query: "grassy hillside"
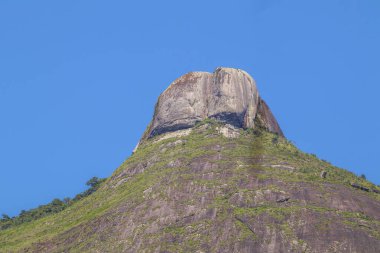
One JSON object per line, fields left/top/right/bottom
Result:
{"left": 0, "top": 177, "right": 105, "bottom": 231}
{"left": 1, "top": 120, "right": 379, "bottom": 252}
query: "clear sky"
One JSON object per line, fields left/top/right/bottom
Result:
{"left": 1, "top": 0, "right": 379, "bottom": 216}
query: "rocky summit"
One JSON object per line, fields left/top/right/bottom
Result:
{"left": 146, "top": 67, "right": 283, "bottom": 138}
{"left": 1, "top": 68, "right": 380, "bottom": 253}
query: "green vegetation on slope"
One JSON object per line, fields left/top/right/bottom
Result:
{"left": 0, "top": 119, "right": 379, "bottom": 252}
{"left": 0, "top": 177, "right": 106, "bottom": 231}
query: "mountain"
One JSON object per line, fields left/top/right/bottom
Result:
{"left": 1, "top": 67, "right": 380, "bottom": 253}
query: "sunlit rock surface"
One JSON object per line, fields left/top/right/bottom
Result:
{"left": 147, "top": 67, "right": 283, "bottom": 138}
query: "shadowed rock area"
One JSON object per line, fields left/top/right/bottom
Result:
{"left": 146, "top": 67, "right": 283, "bottom": 138}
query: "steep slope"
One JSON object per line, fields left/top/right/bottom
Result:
{"left": 1, "top": 68, "right": 380, "bottom": 253}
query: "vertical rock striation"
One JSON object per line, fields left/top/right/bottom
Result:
{"left": 147, "top": 67, "right": 283, "bottom": 138}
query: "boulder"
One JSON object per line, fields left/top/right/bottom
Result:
{"left": 320, "top": 171, "right": 327, "bottom": 179}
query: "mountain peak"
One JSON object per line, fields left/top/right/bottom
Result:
{"left": 146, "top": 67, "right": 283, "bottom": 139}
{"left": 2, "top": 67, "right": 380, "bottom": 253}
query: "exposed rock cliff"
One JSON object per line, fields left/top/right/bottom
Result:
{"left": 147, "top": 67, "right": 283, "bottom": 138}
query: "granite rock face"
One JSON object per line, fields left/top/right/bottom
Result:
{"left": 147, "top": 67, "right": 283, "bottom": 138}
{"left": 257, "top": 98, "right": 284, "bottom": 136}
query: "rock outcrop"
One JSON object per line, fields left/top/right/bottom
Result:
{"left": 146, "top": 67, "right": 283, "bottom": 138}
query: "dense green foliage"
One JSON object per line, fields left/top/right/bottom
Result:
{"left": 0, "top": 177, "right": 105, "bottom": 231}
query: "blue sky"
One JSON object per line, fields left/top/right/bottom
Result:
{"left": 1, "top": 0, "right": 379, "bottom": 216}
